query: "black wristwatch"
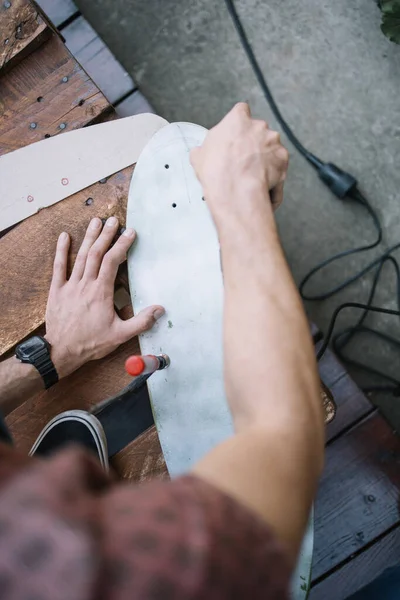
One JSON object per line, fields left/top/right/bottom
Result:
{"left": 15, "top": 336, "right": 59, "bottom": 389}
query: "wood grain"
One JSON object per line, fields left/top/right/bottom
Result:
{"left": 35, "top": 0, "right": 79, "bottom": 29}
{"left": 63, "top": 16, "right": 135, "bottom": 104}
{"left": 0, "top": 33, "right": 110, "bottom": 155}
{"left": 0, "top": 0, "right": 50, "bottom": 72}
{"left": 111, "top": 425, "right": 169, "bottom": 482}
{"left": 310, "top": 525, "right": 400, "bottom": 600}
{"left": 0, "top": 166, "right": 133, "bottom": 356}
{"left": 312, "top": 412, "right": 400, "bottom": 580}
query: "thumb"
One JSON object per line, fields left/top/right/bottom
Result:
{"left": 270, "top": 181, "right": 284, "bottom": 211}
{"left": 120, "top": 305, "right": 165, "bottom": 342}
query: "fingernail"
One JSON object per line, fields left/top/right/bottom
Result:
{"left": 153, "top": 307, "right": 165, "bottom": 320}
{"left": 59, "top": 231, "right": 68, "bottom": 241}
{"left": 106, "top": 216, "right": 118, "bottom": 227}
{"left": 123, "top": 227, "right": 135, "bottom": 238}
{"left": 90, "top": 217, "right": 101, "bottom": 229}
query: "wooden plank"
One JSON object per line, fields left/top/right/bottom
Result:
{"left": 63, "top": 16, "right": 135, "bottom": 104}
{"left": 111, "top": 425, "right": 169, "bottom": 482}
{"left": 310, "top": 525, "right": 400, "bottom": 600}
{"left": 312, "top": 413, "right": 400, "bottom": 580}
{"left": 0, "top": 166, "right": 133, "bottom": 356}
{"left": 0, "top": 0, "right": 51, "bottom": 72}
{"left": 35, "top": 0, "right": 79, "bottom": 29}
{"left": 116, "top": 91, "right": 156, "bottom": 117}
{"left": 0, "top": 33, "right": 110, "bottom": 155}
{"left": 326, "top": 373, "right": 373, "bottom": 442}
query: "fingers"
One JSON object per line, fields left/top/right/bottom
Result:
{"left": 119, "top": 305, "right": 165, "bottom": 343}
{"left": 233, "top": 102, "right": 251, "bottom": 118}
{"left": 83, "top": 216, "right": 120, "bottom": 280}
{"left": 51, "top": 232, "right": 70, "bottom": 289}
{"left": 70, "top": 217, "right": 102, "bottom": 281}
{"left": 270, "top": 181, "right": 284, "bottom": 211}
{"left": 98, "top": 227, "right": 136, "bottom": 284}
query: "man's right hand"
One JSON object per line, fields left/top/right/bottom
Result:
{"left": 190, "top": 103, "right": 289, "bottom": 223}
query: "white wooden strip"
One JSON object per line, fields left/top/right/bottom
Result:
{"left": 0, "top": 114, "right": 168, "bottom": 231}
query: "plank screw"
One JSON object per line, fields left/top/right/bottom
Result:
{"left": 62, "top": 76, "right": 68, "bottom": 83}
{"left": 99, "top": 178, "right": 107, "bottom": 184}
{"left": 30, "top": 122, "right": 37, "bottom": 129}
{"left": 4, "top": 1, "right": 11, "bottom": 8}
{"left": 85, "top": 197, "right": 93, "bottom": 206}
{"left": 367, "top": 495, "right": 376, "bottom": 503}
{"left": 59, "top": 123, "right": 67, "bottom": 130}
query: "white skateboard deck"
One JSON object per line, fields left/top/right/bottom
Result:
{"left": 127, "top": 121, "right": 313, "bottom": 600}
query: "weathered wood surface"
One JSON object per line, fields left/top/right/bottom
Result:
{"left": 0, "top": 0, "right": 50, "bottom": 72}
{"left": 0, "top": 33, "right": 110, "bottom": 155}
{"left": 35, "top": 0, "right": 78, "bottom": 29}
{"left": 310, "top": 524, "right": 400, "bottom": 599}
{"left": 63, "top": 16, "right": 135, "bottom": 104}
{"left": 112, "top": 425, "right": 169, "bottom": 483}
{"left": 312, "top": 412, "right": 400, "bottom": 580}
{"left": 0, "top": 166, "right": 133, "bottom": 356}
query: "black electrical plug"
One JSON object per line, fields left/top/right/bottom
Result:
{"left": 317, "top": 162, "right": 357, "bottom": 199}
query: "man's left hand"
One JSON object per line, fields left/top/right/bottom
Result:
{"left": 45, "top": 217, "right": 164, "bottom": 378}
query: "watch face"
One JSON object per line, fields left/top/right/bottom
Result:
{"left": 16, "top": 336, "right": 48, "bottom": 361}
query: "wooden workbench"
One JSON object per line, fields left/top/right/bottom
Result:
{"left": 1, "top": 2, "right": 400, "bottom": 598}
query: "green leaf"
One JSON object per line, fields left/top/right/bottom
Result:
{"left": 380, "top": 0, "right": 400, "bottom": 43}
{"left": 381, "top": 12, "right": 400, "bottom": 43}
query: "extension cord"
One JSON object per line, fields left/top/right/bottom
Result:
{"left": 225, "top": 0, "right": 400, "bottom": 396}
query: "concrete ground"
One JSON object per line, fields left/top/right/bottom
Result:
{"left": 75, "top": 0, "right": 400, "bottom": 427}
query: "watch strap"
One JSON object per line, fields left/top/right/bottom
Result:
{"left": 33, "top": 345, "right": 59, "bottom": 389}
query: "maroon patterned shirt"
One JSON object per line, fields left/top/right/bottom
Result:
{"left": 0, "top": 443, "right": 290, "bottom": 599}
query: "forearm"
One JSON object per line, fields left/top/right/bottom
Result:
{"left": 194, "top": 184, "right": 324, "bottom": 558}
{"left": 0, "top": 356, "right": 43, "bottom": 417}
{"left": 218, "top": 184, "right": 323, "bottom": 440}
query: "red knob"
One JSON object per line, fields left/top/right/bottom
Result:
{"left": 125, "top": 355, "right": 145, "bottom": 376}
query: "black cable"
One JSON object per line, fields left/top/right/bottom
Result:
{"left": 225, "top": 0, "right": 400, "bottom": 396}
{"left": 224, "top": 0, "right": 322, "bottom": 169}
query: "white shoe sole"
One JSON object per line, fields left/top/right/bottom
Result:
{"left": 29, "top": 410, "right": 109, "bottom": 471}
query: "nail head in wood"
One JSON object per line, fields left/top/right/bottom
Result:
{"left": 30, "top": 123, "right": 37, "bottom": 129}
{"left": 62, "top": 76, "right": 68, "bottom": 83}
{"left": 4, "top": 1, "right": 11, "bottom": 8}
{"left": 59, "top": 123, "right": 67, "bottom": 130}
{"left": 85, "top": 197, "right": 93, "bottom": 206}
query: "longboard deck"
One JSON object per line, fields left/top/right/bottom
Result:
{"left": 127, "top": 121, "right": 312, "bottom": 600}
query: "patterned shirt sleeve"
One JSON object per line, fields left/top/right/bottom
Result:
{"left": 0, "top": 446, "right": 291, "bottom": 600}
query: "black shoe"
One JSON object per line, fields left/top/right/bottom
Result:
{"left": 29, "top": 410, "right": 109, "bottom": 470}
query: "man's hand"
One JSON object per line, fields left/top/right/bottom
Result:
{"left": 190, "top": 102, "right": 289, "bottom": 223}
{"left": 45, "top": 217, "right": 165, "bottom": 378}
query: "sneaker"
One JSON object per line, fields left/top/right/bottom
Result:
{"left": 29, "top": 410, "right": 109, "bottom": 471}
